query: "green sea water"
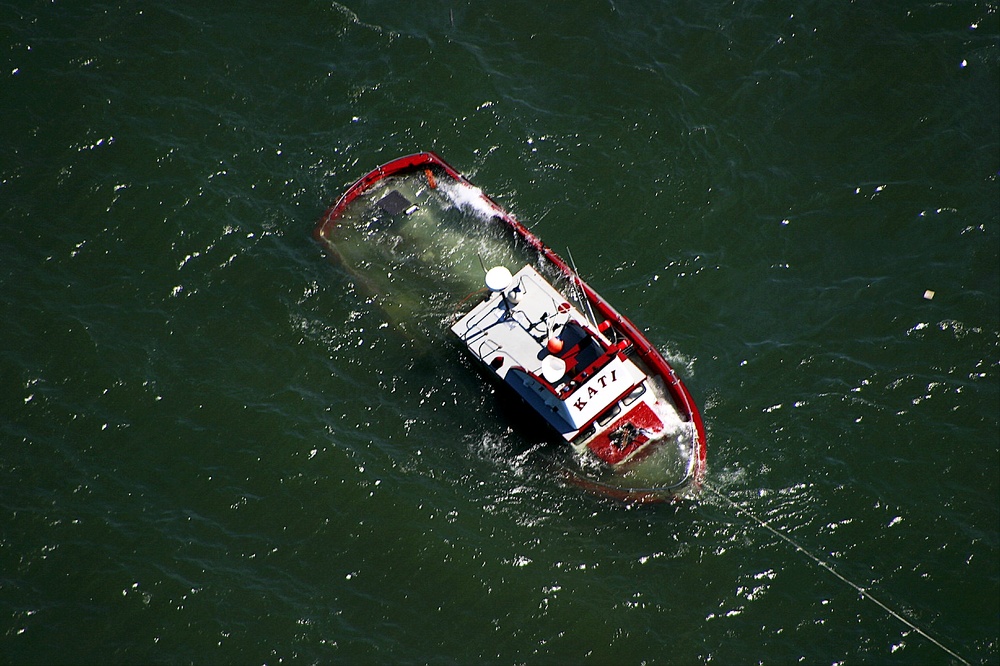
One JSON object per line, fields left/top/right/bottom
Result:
{"left": 2, "top": 1, "right": 997, "bottom": 663}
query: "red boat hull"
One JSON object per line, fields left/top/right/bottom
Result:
{"left": 316, "top": 151, "right": 707, "bottom": 496}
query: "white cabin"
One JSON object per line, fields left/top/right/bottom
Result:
{"left": 451, "top": 265, "right": 646, "bottom": 440}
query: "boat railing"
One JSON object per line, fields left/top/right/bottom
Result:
{"left": 475, "top": 338, "right": 503, "bottom": 361}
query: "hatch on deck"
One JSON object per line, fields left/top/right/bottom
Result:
{"left": 376, "top": 190, "right": 417, "bottom": 216}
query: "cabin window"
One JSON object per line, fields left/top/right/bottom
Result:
{"left": 622, "top": 383, "right": 647, "bottom": 406}
{"left": 597, "top": 403, "right": 622, "bottom": 427}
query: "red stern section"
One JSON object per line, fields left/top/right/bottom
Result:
{"left": 587, "top": 401, "right": 664, "bottom": 465}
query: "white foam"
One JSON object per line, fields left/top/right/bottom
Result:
{"left": 440, "top": 180, "right": 501, "bottom": 221}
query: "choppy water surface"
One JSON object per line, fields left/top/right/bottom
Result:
{"left": 2, "top": 1, "right": 997, "bottom": 663}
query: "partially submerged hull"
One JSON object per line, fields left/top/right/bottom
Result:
{"left": 316, "top": 152, "right": 707, "bottom": 501}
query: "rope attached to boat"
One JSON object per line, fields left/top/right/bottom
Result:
{"left": 704, "top": 483, "right": 971, "bottom": 666}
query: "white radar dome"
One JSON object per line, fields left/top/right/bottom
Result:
{"left": 485, "top": 266, "right": 513, "bottom": 292}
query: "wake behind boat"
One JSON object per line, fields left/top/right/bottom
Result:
{"left": 315, "top": 152, "right": 706, "bottom": 501}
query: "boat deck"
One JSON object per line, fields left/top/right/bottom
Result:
{"left": 451, "top": 265, "right": 644, "bottom": 438}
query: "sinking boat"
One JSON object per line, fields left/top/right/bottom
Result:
{"left": 315, "top": 152, "right": 707, "bottom": 501}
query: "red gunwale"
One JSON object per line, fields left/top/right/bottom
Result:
{"left": 315, "top": 151, "right": 707, "bottom": 487}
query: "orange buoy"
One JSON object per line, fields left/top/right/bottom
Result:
{"left": 546, "top": 336, "right": 564, "bottom": 354}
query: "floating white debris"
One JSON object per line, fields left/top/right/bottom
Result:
{"left": 923, "top": 290, "right": 935, "bottom": 300}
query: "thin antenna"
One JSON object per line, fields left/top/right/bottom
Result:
{"left": 566, "top": 247, "right": 599, "bottom": 329}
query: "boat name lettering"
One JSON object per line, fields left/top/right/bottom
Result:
{"left": 572, "top": 369, "right": 618, "bottom": 411}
